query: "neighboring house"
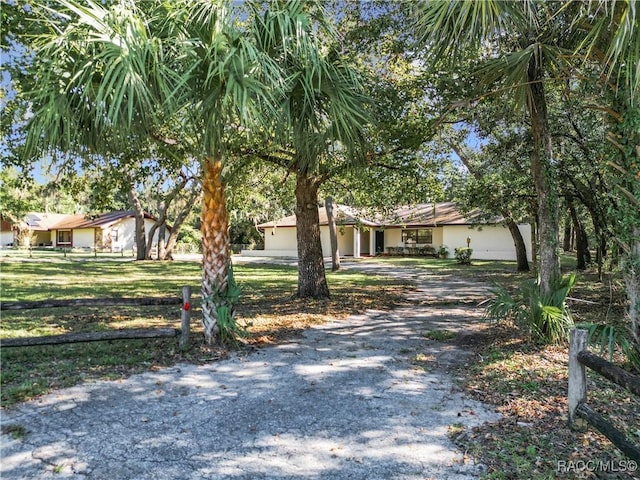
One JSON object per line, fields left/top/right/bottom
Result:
{"left": 246, "top": 201, "right": 532, "bottom": 262}
{"left": 0, "top": 215, "right": 15, "bottom": 246}
{"left": 2, "top": 211, "right": 168, "bottom": 252}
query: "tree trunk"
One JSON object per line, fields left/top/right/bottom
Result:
{"left": 624, "top": 229, "right": 640, "bottom": 354}
{"left": 530, "top": 200, "right": 538, "bottom": 277}
{"left": 146, "top": 203, "right": 166, "bottom": 260}
{"left": 325, "top": 196, "right": 340, "bottom": 271}
{"left": 569, "top": 200, "right": 590, "bottom": 271}
{"left": 158, "top": 223, "right": 167, "bottom": 260}
{"left": 163, "top": 182, "right": 201, "bottom": 260}
{"left": 563, "top": 214, "right": 572, "bottom": 252}
{"left": 127, "top": 185, "right": 147, "bottom": 261}
{"left": 528, "top": 53, "right": 560, "bottom": 295}
{"left": 505, "top": 217, "right": 530, "bottom": 272}
{"left": 610, "top": 100, "right": 640, "bottom": 357}
{"left": 295, "top": 173, "right": 330, "bottom": 299}
{"left": 146, "top": 197, "right": 166, "bottom": 259}
{"left": 201, "top": 156, "right": 232, "bottom": 345}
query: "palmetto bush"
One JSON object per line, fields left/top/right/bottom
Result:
{"left": 576, "top": 323, "right": 640, "bottom": 373}
{"left": 485, "top": 274, "right": 576, "bottom": 344}
{"left": 206, "top": 266, "right": 248, "bottom": 348}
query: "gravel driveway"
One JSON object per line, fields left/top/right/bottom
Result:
{"left": 1, "top": 259, "right": 501, "bottom": 479}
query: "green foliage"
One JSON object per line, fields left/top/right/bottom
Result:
{"left": 437, "top": 245, "right": 449, "bottom": 258}
{"left": 0, "top": 168, "right": 42, "bottom": 222}
{"left": 576, "top": 323, "right": 640, "bottom": 373}
{"left": 210, "top": 266, "right": 246, "bottom": 348}
{"left": 485, "top": 274, "right": 576, "bottom": 344}
{"left": 423, "top": 329, "right": 456, "bottom": 341}
{"left": 176, "top": 225, "right": 201, "bottom": 253}
{"left": 454, "top": 247, "right": 473, "bottom": 265}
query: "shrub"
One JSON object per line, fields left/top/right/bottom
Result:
{"left": 438, "top": 245, "right": 449, "bottom": 258}
{"left": 422, "top": 246, "right": 437, "bottom": 256}
{"left": 454, "top": 247, "right": 473, "bottom": 264}
{"left": 485, "top": 274, "right": 576, "bottom": 344}
{"left": 207, "top": 266, "right": 248, "bottom": 347}
{"left": 576, "top": 323, "right": 640, "bottom": 373}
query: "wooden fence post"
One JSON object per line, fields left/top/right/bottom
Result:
{"left": 568, "top": 328, "right": 588, "bottom": 430}
{"left": 179, "top": 286, "right": 191, "bottom": 350}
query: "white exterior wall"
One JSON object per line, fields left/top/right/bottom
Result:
{"left": 72, "top": 229, "right": 95, "bottom": 248}
{"left": 442, "top": 224, "right": 532, "bottom": 261}
{"left": 432, "top": 228, "right": 444, "bottom": 248}
{"left": 262, "top": 226, "right": 298, "bottom": 256}
{"left": 1, "top": 231, "right": 14, "bottom": 246}
{"left": 336, "top": 226, "right": 354, "bottom": 256}
{"left": 384, "top": 229, "right": 403, "bottom": 249}
{"left": 251, "top": 224, "right": 360, "bottom": 257}
{"left": 110, "top": 218, "right": 167, "bottom": 251}
{"left": 319, "top": 226, "right": 331, "bottom": 256}
{"left": 251, "top": 222, "right": 531, "bottom": 261}
{"left": 110, "top": 219, "right": 136, "bottom": 251}
{"left": 360, "top": 229, "right": 370, "bottom": 255}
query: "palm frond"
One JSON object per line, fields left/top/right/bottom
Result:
{"left": 573, "top": 0, "right": 640, "bottom": 103}
{"left": 414, "top": 0, "right": 525, "bottom": 62}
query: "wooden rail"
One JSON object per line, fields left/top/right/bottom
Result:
{"left": 0, "top": 328, "right": 179, "bottom": 347}
{"left": 1, "top": 297, "right": 181, "bottom": 311}
{"left": 568, "top": 328, "right": 640, "bottom": 461}
{"left": 1, "top": 286, "right": 193, "bottom": 350}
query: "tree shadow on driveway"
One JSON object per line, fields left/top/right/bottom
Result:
{"left": 1, "top": 303, "right": 500, "bottom": 479}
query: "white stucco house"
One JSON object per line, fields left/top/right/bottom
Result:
{"left": 1, "top": 211, "right": 168, "bottom": 252}
{"left": 245, "top": 201, "right": 532, "bottom": 262}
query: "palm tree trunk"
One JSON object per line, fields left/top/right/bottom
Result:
{"left": 295, "top": 172, "right": 330, "bottom": 299}
{"left": 528, "top": 52, "right": 560, "bottom": 295}
{"left": 201, "top": 156, "right": 231, "bottom": 345}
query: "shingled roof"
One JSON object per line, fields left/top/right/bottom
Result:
{"left": 258, "top": 202, "right": 503, "bottom": 229}
{"left": 383, "top": 202, "right": 502, "bottom": 226}
{"left": 258, "top": 204, "right": 379, "bottom": 229}
{"left": 24, "top": 211, "right": 159, "bottom": 231}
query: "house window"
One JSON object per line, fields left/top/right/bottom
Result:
{"left": 402, "top": 228, "right": 433, "bottom": 245}
{"left": 111, "top": 229, "right": 119, "bottom": 242}
{"left": 57, "top": 230, "right": 71, "bottom": 245}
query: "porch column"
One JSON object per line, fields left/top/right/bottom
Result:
{"left": 370, "top": 230, "right": 376, "bottom": 256}
{"left": 353, "top": 227, "right": 361, "bottom": 258}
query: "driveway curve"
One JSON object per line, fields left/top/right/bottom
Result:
{"left": 1, "top": 259, "right": 501, "bottom": 479}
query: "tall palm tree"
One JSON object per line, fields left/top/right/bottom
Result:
{"left": 416, "top": 0, "right": 639, "bottom": 347}
{"left": 575, "top": 0, "right": 640, "bottom": 351}
{"left": 253, "top": 0, "right": 370, "bottom": 298}
{"left": 415, "top": 1, "right": 566, "bottom": 296}
{"left": 23, "top": 0, "right": 280, "bottom": 345}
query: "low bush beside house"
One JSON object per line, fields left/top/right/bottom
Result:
{"left": 454, "top": 247, "right": 472, "bottom": 264}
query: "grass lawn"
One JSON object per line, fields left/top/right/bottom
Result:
{"left": 2, "top": 253, "right": 638, "bottom": 479}
{"left": 0, "top": 256, "right": 410, "bottom": 407}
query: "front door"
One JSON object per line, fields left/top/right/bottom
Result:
{"left": 375, "top": 230, "right": 385, "bottom": 254}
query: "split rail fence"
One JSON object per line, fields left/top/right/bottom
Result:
{"left": 0, "top": 286, "right": 193, "bottom": 350}
{"left": 568, "top": 328, "right": 640, "bottom": 461}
